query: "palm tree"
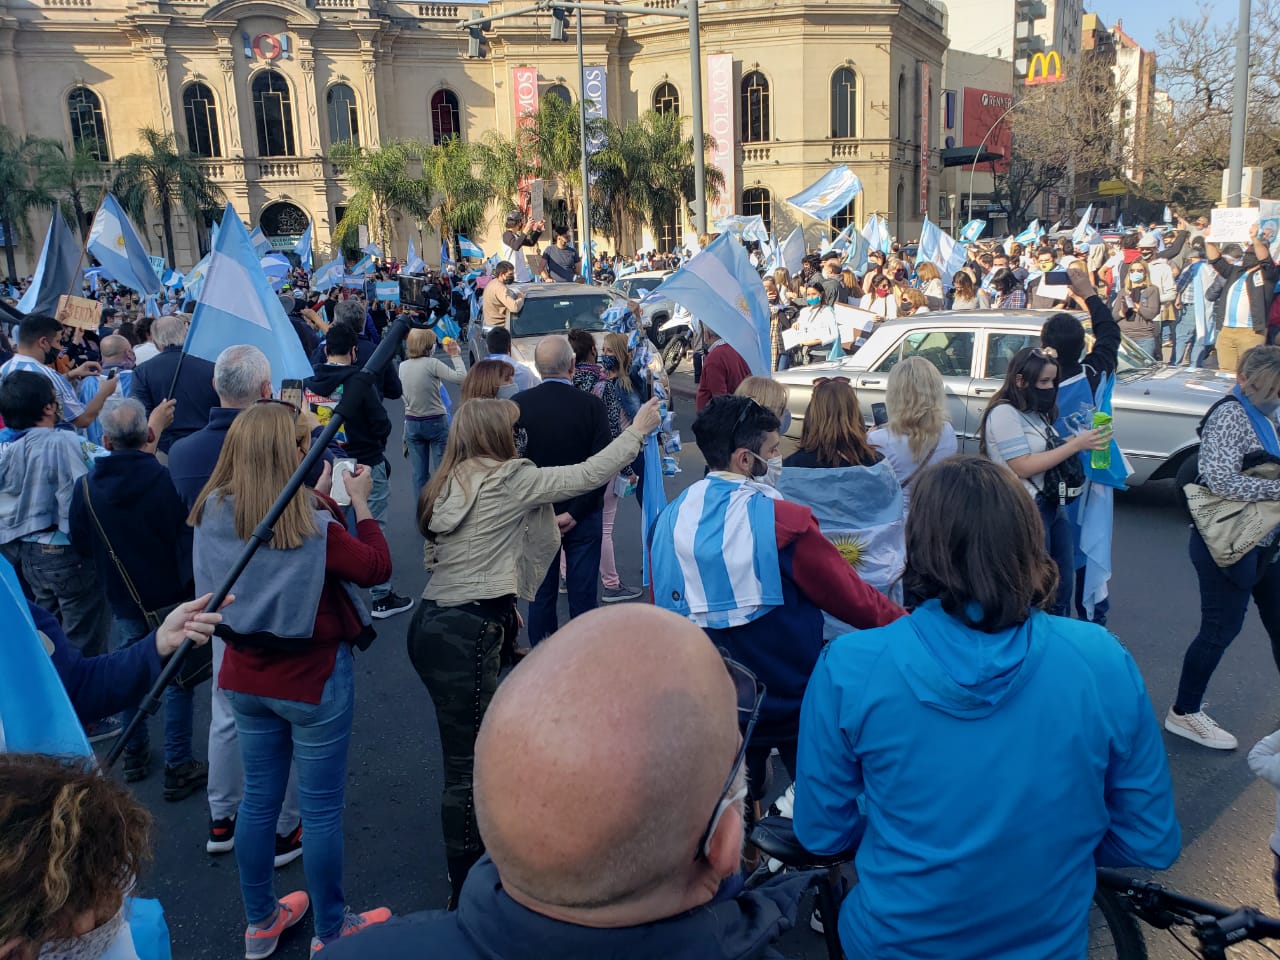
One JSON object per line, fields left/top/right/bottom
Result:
{"left": 0, "top": 127, "right": 54, "bottom": 282}
{"left": 475, "top": 130, "right": 533, "bottom": 224}
{"left": 36, "top": 140, "right": 107, "bottom": 242}
{"left": 591, "top": 118, "right": 655, "bottom": 248}
{"left": 112, "top": 127, "right": 225, "bottom": 267}
{"left": 420, "top": 136, "right": 492, "bottom": 260}
{"left": 328, "top": 140, "right": 434, "bottom": 258}
{"left": 519, "top": 95, "right": 606, "bottom": 242}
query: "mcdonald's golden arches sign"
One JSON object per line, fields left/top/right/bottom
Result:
{"left": 1025, "top": 51, "right": 1064, "bottom": 86}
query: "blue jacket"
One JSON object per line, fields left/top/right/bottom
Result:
{"left": 167, "top": 407, "right": 239, "bottom": 510}
{"left": 793, "top": 601, "right": 1180, "bottom": 960}
{"left": 320, "top": 856, "right": 808, "bottom": 960}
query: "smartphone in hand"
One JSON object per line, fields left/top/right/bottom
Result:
{"left": 280, "top": 378, "right": 304, "bottom": 411}
{"left": 871, "top": 402, "right": 889, "bottom": 426}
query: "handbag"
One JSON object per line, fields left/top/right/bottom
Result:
{"left": 1183, "top": 462, "right": 1280, "bottom": 568}
{"left": 1033, "top": 420, "right": 1085, "bottom": 508}
{"left": 79, "top": 478, "right": 212, "bottom": 690}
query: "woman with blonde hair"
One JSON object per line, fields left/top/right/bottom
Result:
{"left": 898, "top": 287, "right": 929, "bottom": 316}
{"left": 399, "top": 327, "right": 466, "bottom": 494}
{"left": 772, "top": 267, "right": 794, "bottom": 305}
{"left": 189, "top": 402, "right": 392, "bottom": 956}
{"left": 736, "top": 375, "right": 792, "bottom": 436}
{"left": 868, "top": 356, "right": 959, "bottom": 511}
{"left": 407, "top": 394, "right": 660, "bottom": 905}
{"left": 914, "top": 261, "right": 945, "bottom": 304}
{"left": 459, "top": 358, "right": 517, "bottom": 403}
{"left": 784, "top": 378, "right": 882, "bottom": 469}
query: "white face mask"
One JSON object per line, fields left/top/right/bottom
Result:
{"left": 750, "top": 451, "right": 784, "bottom": 487}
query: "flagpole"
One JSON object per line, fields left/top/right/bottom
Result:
{"left": 104, "top": 310, "right": 418, "bottom": 770}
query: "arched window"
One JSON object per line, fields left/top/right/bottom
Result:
{"left": 252, "top": 71, "right": 296, "bottom": 157}
{"left": 830, "top": 199, "right": 857, "bottom": 237}
{"left": 327, "top": 83, "right": 359, "bottom": 147}
{"left": 741, "top": 72, "right": 769, "bottom": 144}
{"left": 831, "top": 67, "right": 856, "bottom": 139}
{"left": 546, "top": 84, "right": 572, "bottom": 105}
{"left": 182, "top": 83, "right": 222, "bottom": 158}
{"left": 431, "top": 88, "right": 461, "bottom": 144}
{"left": 67, "top": 87, "right": 108, "bottom": 161}
{"left": 653, "top": 82, "right": 680, "bottom": 115}
{"left": 742, "top": 187, "right": 772, "bottom": 232}
{"left": 897, "top": 73, "right": 908, "bottom": 141}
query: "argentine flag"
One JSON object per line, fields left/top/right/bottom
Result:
{"left": 649, "top": 233, "right": 772, "bottom": 376}
{"left": 405, "top": 235, "right": 426, "bottom": 274}
{"left": 785, "top": 165, "right": 863, "bottom": 220}
{"left": 1072, "top": 204, "right": 1095, "bottom": 246}
{"left": 310, "top": 256, "right": 344, "bottom": 293}
{"left": 863, "top": 214, "right": 891, "bottom": 255}
{"left": 1013, "top": 220, "right": 1041, "bottom": 245}
{"left": 294, "top": 222, "right": 313, "bottom": 272}
{"left": 183, "top": 203, "right": 312, "bottom": 387}
{"left": 88, "top": 195, "right": 163, "bottom": 296}
{"left": 248, "top": 225, "right": 274, "bottom": 256}
{"left": 458, "top": 235, "right": 485, "bottom": 260}
{"left": 440, "top": 239, "right": 454, "bottom": 267}
{"left": 917, "top": 217, "right": 967, "bottom": 277}
{"left": 349, "top": 254, "right": 376, "bottom": 276}
{"left": 959, "top": 219, "right": 987, "bottom": 243}
{"left": 17, "top": 212, "right": 80, "bottom": 316}
{"left": 779, "top": 227, "right": 806, "bottom": 275}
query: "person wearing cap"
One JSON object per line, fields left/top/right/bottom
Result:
{"left": 499, "top": 211, "right": 544, "bottom": 284}
{"left": 818, "top": 250, "right": 849, "bottom": 304}
{"left": 1204, "top": 222, "right": 1279, "bottom": 374}
{"left": 1135, "top": 233, "right": 1178, "bottom": 361}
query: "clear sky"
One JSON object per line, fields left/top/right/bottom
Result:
{"left": 1086, "top": 0, "right": 1208, "bottom": 52}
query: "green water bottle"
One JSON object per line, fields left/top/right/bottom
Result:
{"left": 1091, "top": 412, "right": 1112, "bottom": 470}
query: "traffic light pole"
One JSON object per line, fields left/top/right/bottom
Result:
{"left": 1225, "top": 0, "right": 1251, "bottom": 206}
{"left": 575, "top": 5, "right": 593, "bottom": 277}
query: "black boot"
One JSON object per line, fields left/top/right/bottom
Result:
{"left": 446, "top": 851, "right": 483, "bottom": 910}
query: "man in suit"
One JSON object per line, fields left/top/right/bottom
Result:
{"left": 515, "top": 336, "right": 610, "bottom": 644}
{"left": 129, "top": 313, "right": 220, "bottom": 454}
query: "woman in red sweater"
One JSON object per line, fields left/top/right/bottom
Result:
{"left": 189, "top": 403, "right": 392, "bottom": 959}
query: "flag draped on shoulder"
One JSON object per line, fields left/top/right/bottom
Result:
{"left": 785, "top": 165, "right": 864, "bottom": 220}
{"left": 649, "top": 233, "right": 773, "bottom": 376}
{"left": 16, "top": 212, "right": 80, "bottom": 316}
{"left": 87, "top": 195, "right": 163, "bottom": 296}
{"left": 183, "top": 203, "right": 312, "bottom": 386}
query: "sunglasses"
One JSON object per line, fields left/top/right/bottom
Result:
{"left": 254, "top": 397, "right": 301, "bottom": 416}
{"left": 1031, "top": 347, "right": 1059, "bottom": 361}
{"left": 731, "top": 396, "right": 769, "bottom": 450}
{"left": 695, "top": 655, "right": 766, "bottom": 860}
{"left": 813, "top": 376, "right": 852, "bottom": 387}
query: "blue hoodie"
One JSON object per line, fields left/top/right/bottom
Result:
{"left": 793, "top": 601, "right": 1180, "bottom": 960}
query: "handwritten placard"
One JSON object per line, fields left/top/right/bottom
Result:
{"left": 529, "top": 179, "right": 545, "bottom": 224}
{"left": 1210, "top": 206, "right": 1260, "bottom": 245}
{"left": 55, "top": 294, "right": 100, "bottom": 331}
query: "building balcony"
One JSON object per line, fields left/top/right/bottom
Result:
{"left": 830, "top": 140, "right": 860, "bottom": 160}
{"left": 741, "top": 145, "right": 772, "bottom": 163}
{"left": 194, "top": 157, "right": 329, "bottom": 183}
{"left": 1014, "top": 33, "right": 1046, "bottom": 56}
{"left": 1015, "top": 0, "right": 1047, "bottom": 20}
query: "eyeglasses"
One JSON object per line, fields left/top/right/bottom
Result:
{"left": 695, "top": 655, "right": 766, "bottom": 860}
{"left": 254, "top": 397, "right": 301, "bottom": 416}
{"left": 813, "top": 376, "right": 851, "bottom": 387}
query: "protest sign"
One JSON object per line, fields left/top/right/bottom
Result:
{"left": 529, "top": 179, "right": 545, "bottom": 223}
{"left": 1258, "top": 200, "right": 1280, "bottom": 246}
{"left": 55, "top": 294, "right": 100, "bottom": 331}
{"left": 1210, "top": 207, "right": 1260, "bottom": 244}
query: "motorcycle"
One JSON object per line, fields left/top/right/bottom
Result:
{"left": 655, "top": 311, "right": 695, "bottom": 375}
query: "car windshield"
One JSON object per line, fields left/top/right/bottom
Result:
{"left": 511, "top": 294, "right": 613, "bottom": 336}
{"left": 1080, "top": 321, "right": 1156, "bottom": 375}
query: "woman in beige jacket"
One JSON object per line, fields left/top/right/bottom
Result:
{"left": 406, "top": 394, "right": 659, "bottom": 904}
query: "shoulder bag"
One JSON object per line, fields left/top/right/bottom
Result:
{"left": 1031, "top": 417, "right": 1085, "bottom": 508}
{"left": 79, "top": 477, "right": 212, "bottom": 690}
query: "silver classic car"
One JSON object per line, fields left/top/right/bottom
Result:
{"left": 773, "top": 310, "right": 1235, "bottom": 487}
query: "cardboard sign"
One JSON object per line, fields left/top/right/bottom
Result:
{"left": 529, "top": 179, "right": 545, "bottom": 224}
{"left": 55, "top": 294, "right": 100, "bottom": 331}
{"left": 1210, "top": 206, "right": 1260, "bottom": 245}
{"left": 373, "top": 281, "right": 400, "bottom": 304}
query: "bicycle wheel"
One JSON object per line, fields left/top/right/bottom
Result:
{"left": 1089, "top": 888, "right": 1148, "bottom": 960}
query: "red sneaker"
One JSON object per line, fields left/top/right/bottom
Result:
{"left": 244, "top": 891, "right": 309, "bottom": 960}
{"left": 309, "top": 907, "right": 392, "bottom": 953}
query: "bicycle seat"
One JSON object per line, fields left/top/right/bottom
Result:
{"left": 749, "top": 816, "right": 859, "bottom": 869}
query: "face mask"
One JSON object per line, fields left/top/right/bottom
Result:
{"left": 497, "top": 382, "right": 520, "bottom": 400}
{"left": 749, "top": 451, "right": 783, "bottom": 487}
{"left": 1031, "top": 386, "right": 1057, "bottom": 414}
{"left": 1140, "top": 251, "right": 1154, "bottom": 260}
{"left": 1130, "top": 272, "right": 1146, "bottom": 283}
{"left": 38, "top": 905, "right": 126, "bottom": 960}
{"left": 805, "top": 295, "right": 822, "bottom": 306}
{"left": 875, "top": 287, "right": 890, "bottom": 296}
{"left": 43, "top": 345, "right": 60, "bottom": 365}
{"left": 600, "top": 355, "right": 620, "bottom": 372}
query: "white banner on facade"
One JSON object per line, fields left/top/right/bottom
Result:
{"left": 707, "top": 53, "right": 737, "bottom": 224}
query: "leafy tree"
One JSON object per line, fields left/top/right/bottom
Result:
{"left": 0, "top": 128, "right": 53, "bottom": 282}
{"left": 112, "top": 127, "right": 225, "bottom": 267}
{"left": 421, "top": 136, "right": 491, "bottom": 260}
{"left": 36, "top": 140, "right": 107, "bottom": 242}
{"left": 329, "top": 139, "right": 434, "bottom": 258}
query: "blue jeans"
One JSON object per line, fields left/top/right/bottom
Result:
{"left": 1038, "top": 499, "right": 1075, "bottom": 617}
{"left": 367, "top": 461, "right": 391, "bottom": 601}
{"left": 1174, "top": 531, "right": 1280, "bottom": 713}
{"left": 112, "top": 616, "right": 195, "bottom": 767}
{"left": 404, "top": 416, "right": 449, "bottom": 496}
{"left": 1174, "top": 303, "right": 1198, "bottom": 365}
{"left": 1130, "top": 337, "right": 1156, "bottom": 359}
{"left": 528, "top": 509, "right": 603, "bottom": 645}
{"left": 224, "top": 645, "right": 355, "bottom": 940}
{"left": 2, "top": 541, "right": 111, "bottom": 657}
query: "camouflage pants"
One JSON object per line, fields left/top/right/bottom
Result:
{"left": 406, "top": 599, "right": 515, "bottom": 863}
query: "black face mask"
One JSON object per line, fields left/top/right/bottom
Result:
{"left": 43, "top": 345, "right": 59, "bottom": 366}
{"left": 1031, "top": 386, "right": 1057, "bottom": 414}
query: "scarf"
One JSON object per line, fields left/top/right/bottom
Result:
{"left": 1233, "top": 385, "right": 1280, "bottom": 457}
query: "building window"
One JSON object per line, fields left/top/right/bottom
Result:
{"left": 830, "top": 199, "right": 857, "bottom": 237}
{"left": 896, "top": 74, "right": 908, "bottom": 141}
{"left": 252, "top": 71, "right": 296, "bottom": 157}
{"left": 742, "top": 187, "right": 772, "bottom": 232}
{"left": 431, "top": 89, "right": 461, "bottom": 144}
{"left": 741, "top": 72, "right": 770, "bottom": 143}
{"left": 182, "top": 83, "right": 222, "bottom": 159}
{"left": 546, "top": 84, "right": 572, "bottom": 105}
{"left": 831, "top": 67, "right": 856, "bottom": 139}
{"left": 67, "top": 86, "right": 108, "bottom": 161}
{"left": 327, "top": 84, "right": 359, "bottom": 147}
{"left": 653, "top": 82, "right": 680, "bottom": 115}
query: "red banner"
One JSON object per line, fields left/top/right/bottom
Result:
{"left": 919, "top": 63, "right": 930, "bottom": 217}
{"left": 962, "top": 87, "right": 1013, "bottom": 175}
{"left": 512, "top": 67, "right": 540, "bottom": 213}
{"left": 707, "top": 53, "right": 737, "bottom": 227}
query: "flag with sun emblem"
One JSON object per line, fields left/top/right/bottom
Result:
{"left": 776, "top": 459, "right": 906, "bottom": 609}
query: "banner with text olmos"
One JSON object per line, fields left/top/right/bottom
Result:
{"left": 512, "top": 66, "right": 540, "bottom": 215}
{"left": 706, "top": 53, "right": 737, "bottom": 226}
{"left": 962, "top": 88, "right": 1013, "bottom": 174}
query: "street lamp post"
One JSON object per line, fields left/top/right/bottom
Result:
{"left": 966, "top": 99, "right": 1021, "bottom": 227}
{"left": 575, "top": 7, "right": 593, "bottom": 278}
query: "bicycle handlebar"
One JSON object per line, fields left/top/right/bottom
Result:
{"left": 1097, "top": 868, "right": 1280, "bottom": 948}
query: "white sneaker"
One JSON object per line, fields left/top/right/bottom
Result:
{"left": 1165, "top": 707, "right": 1238, "bottom": 750}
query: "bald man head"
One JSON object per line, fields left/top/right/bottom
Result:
{"left": 533, "top": 335, "right": 575, "bottom": 380}
{"left": 99, "top": 334, "right": 132, "bottom": 364}
{"left": 474, "top": 605, "right": 743, "bottom": 926}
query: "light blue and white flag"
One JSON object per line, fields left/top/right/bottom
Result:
{"left": 779, "top": 227, "right": 805, "bottom": 275}
{"left": 404, "top": 236, "right": 426, "bottom": 274}
{"left": 785, "top": 165, "right": 864, "bottom": 221}
{"left": 1163, "top": 205, "right": 1173, "bottom": 224}
{"left": 959, "top": 219, "right": 987, "bottom": 243}
{"left": 248, "top": 225, "right": 274, "bottom": 257}
{"left": 1190, "top": 260, "right": 1213, "bottom": 346}
{"left": 260, "top": 253, "right": 291, "bottom": 292}
{"left": 918, "top": 218, "right": 967, "bottom": 277}
{"left": 1116, "top": 214, "right": 1125, "bottom": 232}
{"left": 640, "top": 431, "right": 668, "bottom": 589}
{"left": 828, "top": 222, "right": 856, "bottom": 253}
{"left": 162, "top": 268, "right": 184, "bottom": 289}
{"left": 1013, "top": 219, "right": 1041, "bottom": 245}
{"left": 17, "top": 212, "right": 80, "bottom": 316}
{"left": 844, "top": 229, "right": 871, "bottom": 274}
{"left": 458, "top": 235, "right": 485, "bottom": 260}
{"left": 183, "top": 204, "right": 312, "bottom": 387}
{"left": 0, "top": 555, "right": 92, "bottom": 756}
{"left": 440, "top": 239, "right": 454, "bottom": 268}
{"left": 348, "top": 254, "right": 376, "bottom": 276}
{"left": 183, "top": 253, "right": 211, "bottom": 300}
{"left": 1072, "top": 204, "right": 1095, "bottom": 246}
{"left": 308, "top": 256, "right": 340, "bottom": 293}
{"left": 649, "top": 232, "right": 772, "bottom": 376}
{"left": 87, "top": 195, "right": 163, "bottom": 296}
{"left": 863, "top": 213, "right": 891, "bottom": 255}
{"left": 294, "top": 222, "right": 313, "bottom": 272}
{"left": 713, "top": 214, "right": 770, "bottom": 242}
{"left": 362, "top": 241, "right": 383, "bottom": 258}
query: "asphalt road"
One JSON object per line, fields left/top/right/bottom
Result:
{"left": 110, "top": 370, "right": 1280, "bottom": 960}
